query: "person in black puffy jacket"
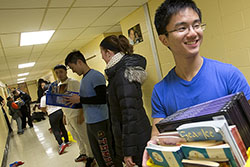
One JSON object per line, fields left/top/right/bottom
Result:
{"left": 100, "top": 35, "right": 151, "bottom": 167}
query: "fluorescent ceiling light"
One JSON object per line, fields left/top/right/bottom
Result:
{"left": 17, "top": 81, "right": 25, "bottom": 84}
{"left": 18, "top": 72, "right": 29, "bottom": 77}
{"left": 17, "top": 77, "right": 26, "bottom": 81}
{"left": 18, "top": 62, "right": 35, "bottom": 69}
{"left": 20, "top": 30, "right": 55, "bottom": 46}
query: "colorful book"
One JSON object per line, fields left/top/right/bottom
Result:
{"left": 229, "top": 125, "right": 248, "bottom": 161}
{"left": 146, "top": 143, "right": 184, "bottom": 167}
{"left": 181, "top": 143, "right": 237, "bottom": 167}
{"left": 176, "top": 120, "right": 245, "bottom": 166}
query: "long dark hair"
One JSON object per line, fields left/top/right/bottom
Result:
{"left": 100, "top": 35, "right": 133, "bottom": 55}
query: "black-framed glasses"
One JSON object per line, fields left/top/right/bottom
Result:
{"left": 165, "top": 23, "right": 206, "bottom": 36}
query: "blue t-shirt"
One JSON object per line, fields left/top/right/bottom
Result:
{"left": 152, "top": 57, "right": 250, "bottom": 118}
{"left": 80, "top": 69, "right": 109, "bottom": 124}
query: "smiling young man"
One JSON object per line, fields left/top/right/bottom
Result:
{"left": 142, "top": 0, "right": 250, "bottom": 166}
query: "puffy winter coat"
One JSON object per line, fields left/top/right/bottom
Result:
{"left": 105, "top": 53, "right": 151, "bottom": 164}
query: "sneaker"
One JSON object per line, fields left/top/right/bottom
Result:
{"left": 58, "top": 143, "right": 67, "bottom": 155}
{"left": 75, "top": 154, "right": 88, "bottom": 162}
{"left": 17, "top": 131, "right": 24, "bottom": 135}
{"left": 85, "top": 157, "right": 96, "bottom": 167}
{"left": 65, "top": 142, "right": 71, "bottom": 147}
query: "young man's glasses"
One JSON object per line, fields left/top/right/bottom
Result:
{"left": 165, "top": 23, "right": 206, "bottom": 36}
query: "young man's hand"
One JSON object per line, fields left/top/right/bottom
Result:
{"left": 142, "top": 136, "right": 158, "bottom": 167}
{"left": 65, "top": 94, "right": 80, "bottom": 107}
{"left": 124, "top": 156, "right": 135, "bottom": 167}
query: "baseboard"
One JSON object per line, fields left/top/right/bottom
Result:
{"left": 1, "top": 119, "right": 12, "bottom": 167}
{"left": 1, "top": 131, "right": 11, "bottom": 167}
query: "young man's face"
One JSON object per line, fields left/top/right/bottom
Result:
{"left": 160, "top": 8, "right": 203, "bottom": 58}
{"left": 54, "top": 68, "right": 67, "bottom": 82}
{"left": 67, "top": 60, "right": 83, "bottom": 76}
{"left": 41, "top": 82, "right": 45, "bottom": 89}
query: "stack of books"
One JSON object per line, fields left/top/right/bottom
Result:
{"left": 156, "top": 92, "right": 250, "bottom": 148}
{"left": 147, "top": 120, "right": 247, "bottom": 167}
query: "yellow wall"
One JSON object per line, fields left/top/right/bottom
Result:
{"left": 26, "top": 80, "right": 38, "bottom": 102}
{"left": 80, "top": 34, "right": 107, "bottom": 75}
{"left": 195, "top": 0, "right": 250, "bottom": 82}
{"left": 0, "top": 84, "right": 10, "bottom": 165}
{"left": 148, "top": 0, "right": 174, "bottom": 77}
{"left": 120, "top": 4, "right": 160, "bottom": 120}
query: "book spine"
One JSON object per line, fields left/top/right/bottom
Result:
{"left": 230, "top": 126, "right": 248, "bottom": 161}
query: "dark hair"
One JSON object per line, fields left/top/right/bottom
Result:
{"left": 54, "top": 64, "right": 67, "bottom": 71}
{"left": 38, "top": 78, "right": 45, "bottom": 85}
{"left": 7, "top": 97, "right": 12, "bottom": 101}
{"left": 100, "top": 35, "right": 133, "bottom": 55}
{"left": 12, "top": 90, "right": 18, "bottom": 95}
{"left": 128, "top": 28, "right": 135, "bottom": 35}
{"left": 65, "top": 50, "right": 86, "bottom": 66}
{"left": 154, "top": 0, "right": 202, "bottom": 35}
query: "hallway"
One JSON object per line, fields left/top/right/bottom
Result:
{"left": 6, "top": 117, "right": 87, "bottom": 167}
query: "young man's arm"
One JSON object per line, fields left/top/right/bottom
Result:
{"left": 66, "top": 85, "right": 107, "bottom": 105}
{"left": 79, "top": 85, "right": 106, "bottom": 104}
{"left": 151, "top": 118, "right": 164, "bottom": 139}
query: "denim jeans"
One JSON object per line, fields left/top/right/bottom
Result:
{"left": 16, "top": 117, "right": 23, "bottom": 133}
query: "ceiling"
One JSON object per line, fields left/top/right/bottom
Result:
{"left": 0, "top": 0, "right": 148, "bottom": 85}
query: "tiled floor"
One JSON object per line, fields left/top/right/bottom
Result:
{"left": 6, "top": 117, "right": 88, "bottom": 167}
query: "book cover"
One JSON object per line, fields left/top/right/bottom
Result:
{"left": 177, "top": 126, "right": 224, "bottom": 142}
{"left": 176, "top": 120, "right": 245, "bottom": 166}
{"left": 146, "top": 143, "right": 184, "bottom": 167}
{"left": 181, "top": 144, "right": 237, "bottom": 167}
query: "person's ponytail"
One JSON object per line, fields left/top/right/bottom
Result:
{"left": 118, "top": 35, "right": 133, "bottom": 55}
{"left": 100, "top": 35, "right": 134, "bottom": 55}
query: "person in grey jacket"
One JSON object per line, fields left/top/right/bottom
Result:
{"left": 7, "top": 96, "right": 23, "bottom": 134}
{"left": 100, "top": 35, "right": 151, "bottom": 167}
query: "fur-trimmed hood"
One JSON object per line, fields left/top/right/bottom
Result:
{"left": 105, "top": 54, "right": 147, "bottom": 84}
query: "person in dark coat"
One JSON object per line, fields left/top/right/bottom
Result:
{"left": 33, "top": 78, "right": 49, "bottom": 111}
{"left": 100, "top": 35, "right": 151, "bottom": 167}
{"left": 13, "top": 90, "right": 33, "bottom": 129}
